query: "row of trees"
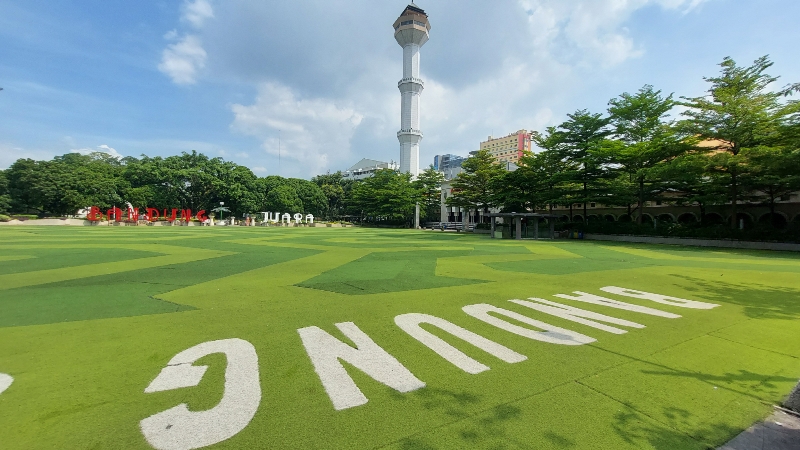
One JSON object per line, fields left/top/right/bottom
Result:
{"left": 0, "top": 149, "right": 443, "bottom": 225}
{"left": 447, "top": 56, "right": 800, "bottom": 229}
{"left": 1, "top": 151, "right": 328, "bottom": 219}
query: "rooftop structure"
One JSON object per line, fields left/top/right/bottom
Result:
{"left": 342, "top": 158, "right": 399, "bottom": 180}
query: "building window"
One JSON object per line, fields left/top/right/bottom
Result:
{"left": 780, "top": 194, "right": 791, "bottom": 201}
{"left": 590, "top": 203, "right": 596, "bottom": 208}
{"left": 656, "top": 200, "right": 662, "bottom": 206}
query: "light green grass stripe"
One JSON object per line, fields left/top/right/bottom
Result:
{"left": 602, "top": 245, "right": 800, "bottom": 266}
{"left": 0, "top": 246, "right": 233, "bottom": 290}
{"left": 0, "top": 255, "right": 35, "bottom": 262}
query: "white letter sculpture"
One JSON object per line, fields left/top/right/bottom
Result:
{"left": 140, "top": 339, "right": 261, "bottom": 450}
{"left": 281, "top": 213, "right": 291, "bottom": 224}
{"left": 293, "top": 213, "right": 303, "bottom": 225}
{"left": 305, "top": 214, "right": 314, "bottom": 224}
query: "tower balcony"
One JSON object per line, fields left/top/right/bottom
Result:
{"left": 397, "top": 77, "right": 424, "bottom": 88}
{"left": 397, "top": 129, "right": 423, "bottom": 138}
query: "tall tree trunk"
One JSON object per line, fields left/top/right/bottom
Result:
{"left": 583, "top": 181, "right": 588, "bottom": 224}
{"left": 769, "top": 189, "right": 776, "bottom": 228}
{"left": 637, "top": 176, "right": 644, "bottom": 225}
{"left": 730, "top": 168, "right": 738, "bottom": 230}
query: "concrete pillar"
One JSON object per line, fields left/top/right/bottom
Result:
{"left": 490, "top": 216, "right": 496, "bottom": 239}
{"left": 462, "top": 208, "right": 468, "bottom": 232}
{"left": 515, "top": 217, "right": 522, "bottom": 240}
{"left": 414, "top": 203, "right": 420, "bottom": 229}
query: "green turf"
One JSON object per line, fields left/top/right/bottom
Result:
{"left": 0, "top": 226, "right": 799, "bottom": 449}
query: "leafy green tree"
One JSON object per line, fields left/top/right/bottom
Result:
{"left": 545, "top": 110, "right": 614, "bottom": 223}
{"left": 606, "top": 85, "right": 690, "bottom": 223}
{"left": 0, "top": 170, "right": 11, "bottom": 214}
{"left": 414, "top": 165, "right": 445, "bottom": 221}
{"left": 655, "top": 152, "right": 726, "bottom": 224}
{"left": 350, "top": 169, "right": 418, "bottom": 224}
{"left": 286, "top": 178, "right": 328, "bottom": 216}
{"left": 742, "top": 146, "right": 800, "bottom": 226}
{"left": 446, "top": 149, "right": 505, "bottom": 222}
{"left": 312, "top": 171, "right": 353, "bottom": 220}
{"left": 264, "top": 184, "right": 303, "bottom": 212}
{"left": 679, "top": 56, "right": 800, "bottom": 228}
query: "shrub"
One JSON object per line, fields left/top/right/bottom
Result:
{"left": 10, "top": 214, "right": 39, "bottom": 221}
{"left": 0, "top": 214, "right": 10, "bottom": 222}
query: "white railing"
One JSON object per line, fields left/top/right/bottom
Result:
{"left": 397, "top": 77, "right": 424, "bottom": 88}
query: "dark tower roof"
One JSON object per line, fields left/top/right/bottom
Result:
{"left": 403, "top": 4, "right": 427, "bottom": 16}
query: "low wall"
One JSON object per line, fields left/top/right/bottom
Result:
{"left": 584, "top": 234, "right": 800, "bottom": 252}
{"left": 0, "top": 219, "right": 93, "bottom": 226}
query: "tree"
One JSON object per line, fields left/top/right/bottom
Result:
{"left": 742, "top": 146, "right": 800, "bottom": 226}
{"left": 548, "top": 110, "right": 614, "bottom": 223}
{"left": 0, "top": 170, "right": 11, "bottom": 214}
{"left": 264, "top": 184, "right": 303, "bottom": 212}
{"left": 414, "top": 165, "right": 445, "bottom": 221}
{"left": 286, "top": 178, "right": 328, "bottom": 217}
{"left": 312, "top": 171, "right": 353, "bottom": 220}
{"left": 446, "top": 149, "right": 505, "bottom": 222}
{"left": 350, "top": 169, "right": 418, "bottom": 224}
{"left": 607, "top": 85, "right": 690, "bottom": 223}
{"left": 679, "top": 56, "right": 800, "bottom": 228}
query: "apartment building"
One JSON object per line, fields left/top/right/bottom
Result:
{"left": 479, "top": 130, "right": 532, "bottom": 164}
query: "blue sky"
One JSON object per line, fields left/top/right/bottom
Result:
{"left": 1, "top": 0, "right": 799, "bottom": 178}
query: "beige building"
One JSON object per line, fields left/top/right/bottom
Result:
{"left": 479, "top": 130, "right": 532, "bottom": 164}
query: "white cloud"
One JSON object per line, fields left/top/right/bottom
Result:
{"left": 71, "top": 144, "right": 123, "bottom": 159}
{"left": 252, "top": 166, "right": 267, "bottom": 174}
{"left": 519, "top": 0, "right": 709, "bottom": 66}
{"left": 181, "top": 0, "right": 214, "bottom": 28}
{"left": 158, "top": 34, "right": 207, "bottom": 85}
{"left": 158, "top": 1, "right": 214, "bottom": 85}
{"left": 230, "top": 82, "right": 364, "bottom": 175}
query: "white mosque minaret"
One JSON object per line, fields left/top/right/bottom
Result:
{"left": 393, "top": 3, "right": 430, "bottom": 179}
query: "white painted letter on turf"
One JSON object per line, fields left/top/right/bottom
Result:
{"left": 140, "top": 339, "right": 261, "bottom": 450}
{"left": 298, "top": 322, "right": 425, "bottom": 411}
{"left": 600, "top": 286, "right": 719, "bottom": 310}
{"left": 462, "top": 304, "right": 595, "bottom": 346}
{"left": 395, "top": 313, "right": 527, "bottom": 374}
{"left": 509, "top": 299, "right": 645, "bottom": 335}
{"left": 0, "top": 373, "right": 13, "bottom": 395}
{"left": 554, "top": 291, "right": 681, "bottom": 319}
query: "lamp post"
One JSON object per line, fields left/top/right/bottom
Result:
{"left": 219, "top": 202, "right": 224, "bottom": 221}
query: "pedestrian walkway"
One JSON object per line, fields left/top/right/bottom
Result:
{"left": 719, "top": 409, "right": 800, "bottom": 450}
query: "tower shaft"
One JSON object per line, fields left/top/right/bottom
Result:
{"left": 394, "top": 4, "right": 430, "bottom": 179}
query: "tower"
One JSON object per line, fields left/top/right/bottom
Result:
{"left": 394, "top": 3, "right": 430, "bottom": 179}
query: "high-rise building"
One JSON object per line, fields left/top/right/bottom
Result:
{"left": 394, "top": 3, "right": 430, "bottom": 179}
{"left": 433, "top": 154, "right": 466, "bottom": 180}
{"left": 480, "top": 130, "right": 532, "bottom": 164}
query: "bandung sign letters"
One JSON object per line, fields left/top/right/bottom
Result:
{"left": 87, "top": 206, "right": 208, "bottom": 223}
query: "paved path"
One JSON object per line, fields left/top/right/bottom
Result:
{"left": 719, "top": 409, "right": 800, "bottom": 450}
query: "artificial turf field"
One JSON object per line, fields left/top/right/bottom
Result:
{"left": 1, "top": 226, "right": 799, "bottom": 450}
